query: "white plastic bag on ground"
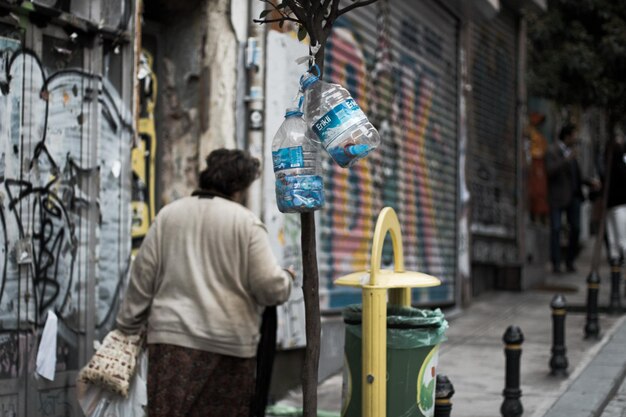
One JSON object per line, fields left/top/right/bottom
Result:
{"left": 77, "top": 349, "right": 148, "bottom": 417}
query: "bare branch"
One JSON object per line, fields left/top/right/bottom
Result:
{"left": 260, "top": 0, "right": 291, "bottom": 18}
{"left": 283, "top": 0, "right": 316, "bottom": 43}
{"left": 254, "top": 16, "right": 301, "bottom": 24}
{"left": 312, "top": 2, "right": 327, "bottom": 41}
{"left": 322, "top": 0, "right": 332, "bottom": 15}
{"left": 337, "top": 0, "right": 379, "bottom": 17}
{"left": 284, "top": 0, "right": 307, "bottom": 25}
{"left": 312, "top": 0, "right": 325, "bottom": 21}
{"left": 323, "top": 0, "right": 341, "bottom": 34}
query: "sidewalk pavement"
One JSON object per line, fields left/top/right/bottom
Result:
{"left": 272, "top": 243, "right": 626, "bottom": 417}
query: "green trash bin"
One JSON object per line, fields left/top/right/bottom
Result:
{"left": 341, "top": 305, "right": 448, "bottom": 417}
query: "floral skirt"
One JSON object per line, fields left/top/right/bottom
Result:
{"left": 148, "top": 343, "right": 256, "bottom": 417}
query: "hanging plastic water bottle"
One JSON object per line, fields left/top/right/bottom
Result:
{"left": 300, "top": 66, "right": 380, "bottom": 167}
{"left": 272, "top": 107, "right": 324, "bottom": 213}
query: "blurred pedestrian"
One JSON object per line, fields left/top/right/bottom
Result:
{"left": 605, "top": 134, "right": 626, "bottom": 263}
{"left": 526, "top": 112, "right": 550, "bottom": 223}
{"left": 545, "top": 123, "right": 595, "bottom": 273}
{"left": 116, "top": 148, "right": 294, "bottom": 417}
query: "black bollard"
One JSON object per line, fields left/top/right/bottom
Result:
{"left": 549, "top": 294, "right": 568, "bottom": 376}
{"left": 610, "top": 258, "right": 623, "bottom": 314}
{"left": 584, "top": 271, "right": 601, "bottom": 339}
{"left": 501, "top": 326, "right": 524, "bottom": 417}
{"left": 435, "top": 374, "right": 455, "bottom": 417}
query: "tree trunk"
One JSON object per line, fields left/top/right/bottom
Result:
{"left": 300, "top": 45, "right": 326, "bottom": 417}
{"left": 300, "top": 212, "right": 320, "bottom": 417}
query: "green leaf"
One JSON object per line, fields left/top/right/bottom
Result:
{"left": 259, "top": 9, "right": 271, "bottom": 18}
{"left": 276, "top": 2, "right": 286, "bottom": 9}
{"left": 526, "top": 0, "right": 626, "bottom": 113}
{"left": 297, "top": 25, "right": 307, "bottom": 41}
{"left": 21, "top": 1, "right": 35, "bottom": 11}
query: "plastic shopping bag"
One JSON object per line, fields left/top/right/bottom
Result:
{"left": 77, "top": 349, "right": 148, "bottom": 417}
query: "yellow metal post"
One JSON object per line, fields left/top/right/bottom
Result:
{"left": 364, "top": 208, "right": 405, "bottom": 417}
{"left": 334, "top": 207, "right": 441, "bottom": 417}
{"left": 370, "top": 208, "right": 411, "bottom": 307}
{"left": 389, "top": 287, "right": 411, "bottom": 308}
{"left": 362, "top": 287, "right": 387, "bottom": 417}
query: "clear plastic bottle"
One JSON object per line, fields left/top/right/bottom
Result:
{"left": 272, "top": 107, "right": 324, "bottom": 213}
{"left": 301, "top": 71, "right": 380, "bottom": 167}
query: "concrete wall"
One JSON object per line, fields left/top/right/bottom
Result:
{"left": 150, "top": 0, "right": 239, "bottom": 207}
{"left": 201, "top": 0, "right": 238, "bottom": 156}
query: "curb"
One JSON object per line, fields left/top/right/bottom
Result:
{"left": 541, "top": 316, "right": 626, "bottom": 417}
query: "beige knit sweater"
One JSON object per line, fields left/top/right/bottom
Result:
{"left": 116, "top": 196, "right": 292, "bottom": 358}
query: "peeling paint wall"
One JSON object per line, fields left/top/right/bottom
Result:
{"left": 201, "top": 0, "right": 238, "bottom": 155}
{"left": 151, "top": 0, "right": 238, "bottom": 207}
{"left": 156, "top": 9, "right": 204, "bottom": 205}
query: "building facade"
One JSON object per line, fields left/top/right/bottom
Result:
{"left": 0, "top": 1, "right": 135, "bottom": 415}
{"left": 0, "top": 0, "right": 547, "bottom": 413}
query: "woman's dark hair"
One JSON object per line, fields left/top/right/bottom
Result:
{"left": 199, "top": 149, "right": 261, "bottom": 197}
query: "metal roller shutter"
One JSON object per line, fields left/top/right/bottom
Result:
{"left": 319, "top": 0, "right": 459, "bottom": 309}
{"left": 468, "top": 7, "right": 519, "bottom": 267}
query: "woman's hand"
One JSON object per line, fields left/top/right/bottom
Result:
{"left": 284, "top": 266, "right": 297, "bottom": 280}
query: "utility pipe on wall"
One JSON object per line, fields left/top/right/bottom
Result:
{"left": 245, "top": 0, "right": 266, "bottom": 218}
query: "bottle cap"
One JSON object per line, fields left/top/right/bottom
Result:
{"left": 285, "top": 107, "right": 303, "bottom": 118}
{"left": 300, "top": 72, "right": 319, "bottom": 90}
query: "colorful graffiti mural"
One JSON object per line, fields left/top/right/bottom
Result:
{"left": 0, "top": 38, "right": 132, "bottom": 377}
{"left": 319, "top": 2, "right": 459, "bottom": 308}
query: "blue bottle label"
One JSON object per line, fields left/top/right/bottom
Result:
{"left": 272, "top": 146, "right": 304, "bottom": 172}
{"left": 311, "top": 98, "right": 365, "bottom": 145}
